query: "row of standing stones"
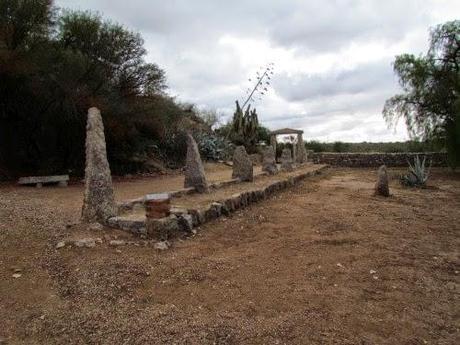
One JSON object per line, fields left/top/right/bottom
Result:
{"left": 79, "top": 107, "right": 316, "bottom": 242}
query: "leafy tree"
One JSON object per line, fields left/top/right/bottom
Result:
{"left": 383, "top": 20, "right": 460, "bottom": 168}
{"left": 0, "top": 1, "right": 192, "bottom": 177}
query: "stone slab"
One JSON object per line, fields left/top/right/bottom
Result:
{"left": 18, "top": 175, "right": 69, "bottom": 185}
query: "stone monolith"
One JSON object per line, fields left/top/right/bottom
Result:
{"left": 280, "top": 148, "right": 294, "bottom": 172}
{"left": 184, "top": 133, "right": 209, "bottom": 193}
{"left": 232, "top": 146, "right": 253, "bottom": 181}
{"left": 375, "top": 165, "right": 390, "bottom": 197}
{"left": 262, "top": 146, "right": 278, "bottom": 175}
{"left": 81, "top": 107, "right": 117, "bottom": 223}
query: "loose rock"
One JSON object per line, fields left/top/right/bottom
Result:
{"left": 55, "top": 241, "right": 66, "bottom": 249}
{"left": 154, "top": 241, "right": 170, "bottom": 250}
{"left": 109, "top": 240, "right": 126, "bottom": 246}
{"left": 74, "top": 238, "right": 96, "bottom": 248}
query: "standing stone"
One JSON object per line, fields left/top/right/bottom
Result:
{"left": 81, "top": 107, "right": 117, "bottom": 223}
{"left": 184, "top": 133, "right": 209, "bottom": 193}
{"left": 270, "top": 135, "right": 277, "bottom": 154}
{"left": 232, "top": 146, "right": 253, "bottom": 182}
{"left": 296, "top": 133, "right": 306, "bottom": 163}
{"left": 280, "top": 148, "right": 294, "bottom": 172}
{"left": 262, "top": 146, "right": 278, "bottom": 175}
{"left": 375, "top": 165, "right": 390, "bottom": 197}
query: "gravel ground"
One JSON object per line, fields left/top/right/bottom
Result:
{"left": 0, "top": 167, "right": 459, "bottom": 344}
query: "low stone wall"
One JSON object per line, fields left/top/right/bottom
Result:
{"left": 310, "top": 152, "right": 447, "bottom": 167}
{"left": 108, "top": 165, "right": 328, "bottom": 239}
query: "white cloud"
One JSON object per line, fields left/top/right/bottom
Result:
{"left": 56, "top": 0, "right": 460, "bottom": 142}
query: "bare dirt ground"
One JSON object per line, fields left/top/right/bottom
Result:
{"left": 1, "top": 167, "right": 459, "bottom": 344}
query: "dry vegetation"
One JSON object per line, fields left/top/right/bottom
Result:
{"left": 0, "top": 166, "right": 459, "bottom": 344}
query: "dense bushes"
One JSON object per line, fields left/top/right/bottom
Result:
{"left": 0, "top": 1, "right": 201, "bottom": 178}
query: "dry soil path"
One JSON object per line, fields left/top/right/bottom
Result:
{"left": 0, "top": 167, "right": 459, "bottom": 344}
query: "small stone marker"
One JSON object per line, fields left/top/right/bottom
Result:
{"left": 184, "top": 133, "right": 209, "bottom": 193}
{"left": 81, "top": 107, "right": 117, "bottom": 223}
{"left": 232, "top": 146, "right": 253, "bottom": 182}
{"left": 375, "top": 165, "right": 390, "bottom": 197}
{"left": 262, "top": 146, "right": 278, "bottom": 175}
{"left": 280, "top": 148, "right": 294, "bottom": 172}
{"left": 18, "top": 175, "right": 69, "bottom": 188}
{"left": 145, "top": 193, "right": 171, "bottom": 219}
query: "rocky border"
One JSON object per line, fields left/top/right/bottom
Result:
{"left": 108, "top": 165, "right": 328, "bottom": 239}
{"left": 116, "top": 172, "right": 270, "bottom": 213}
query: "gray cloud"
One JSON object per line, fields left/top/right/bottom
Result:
{"left": 275, "top": 61, "right": 398, "bottom": 101}
{"left": 56, "top": 0, "right": 459, "bottom": 142}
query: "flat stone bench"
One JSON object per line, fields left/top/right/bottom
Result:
{"left": 18, "top": 175, "right": 69, "bottom": 188}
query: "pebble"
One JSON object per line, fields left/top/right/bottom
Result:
{"left": 88, "top": 223, "right": 103, "bottom": 231}
{"left": 370, "top": 269, "right": 377, "bottom": 274}
{"left": 55, "top": 241, "right": 66, "bottom": 249}
{"left": 12, "top": 273, "right": 22, "bottom": 278}
{"left": 154, "top": 241, "right": 170, "bottom": 250}
{"left": 109, "top": 240, "right": 126, "bottom": 246}
{"left": 74, "top": 238, "right": 96, "bottom": 248}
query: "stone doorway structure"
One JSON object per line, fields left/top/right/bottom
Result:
{"left": 269, "top": 128, "right": 306, "bottom": 164}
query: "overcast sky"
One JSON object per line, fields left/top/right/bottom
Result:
{"left": 57, "top": 0, "right": 459, "bottom": 142}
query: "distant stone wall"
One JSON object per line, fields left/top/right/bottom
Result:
{"left": 310, "top": 152, "right": 448, "bottom": 167}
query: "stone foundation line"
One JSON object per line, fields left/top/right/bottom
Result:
{"left": 116, "top": 170, "right": 272, "bottom": 213}
{"left": 108, "top": 165, "right": 329, "bottom": 239}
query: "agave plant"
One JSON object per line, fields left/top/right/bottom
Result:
{"left": 400, "top": 155, "right": 431, "bottom": 187}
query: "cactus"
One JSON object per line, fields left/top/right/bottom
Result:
{"left": 400, "top": 155, "right": 431, "bottom": 187}
{"left": 230, "top": 101, "right": 259, "bottom": 151}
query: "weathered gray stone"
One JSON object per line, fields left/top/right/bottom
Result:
{"left": 177, "top": 214, "right": 194, "bottom": 232}
{"left": 296, "top": 133, "right": 307, "bottom": 163}
{"left": 375, "top": 165, "right": 390, "bottom": 197}
{"left": 232, "top": 146, "right": 253, "bottom": 182}
{"left": 280, "top": 148, "right": 294, "bottom": 172}
{"left": 184, "top": 133, "right": 209, "bottom": 193}
{"left": 262, "top": 146, "right": 278, "bottom": 175}
{"left": 107, "top": 216, "right": 146, "bottom": 234}
{"left": 146, "top": 214, "right": 180, "bottom": 240}
{"left": 18, "top": 175, "right": 69, "bottom": 186}
{"left": 204, "top": 202, "right": 222, "bottom": 221}
{"left": 81, "top": 107, "right": 117, "bottom": 223}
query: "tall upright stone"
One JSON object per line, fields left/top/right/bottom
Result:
{"left": 375, "top": 165, "right": 390, "bottom": 197}
{"left": 232, "top": 146, "right": 253, "bottom": 182}
{"left": 81, "top": 107, "right": 117, "bottom": 223}
{"left": 184, "top": 133, "right": 209, "bottom": 193}
{"left": 262, "top": 146, "right": 278, "bottom": 175}
{"left": 296, "top": 133, "right": 306, "bottom": 163}
{"left": 280, "top": 148, "right": 294, "bottom": 172}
